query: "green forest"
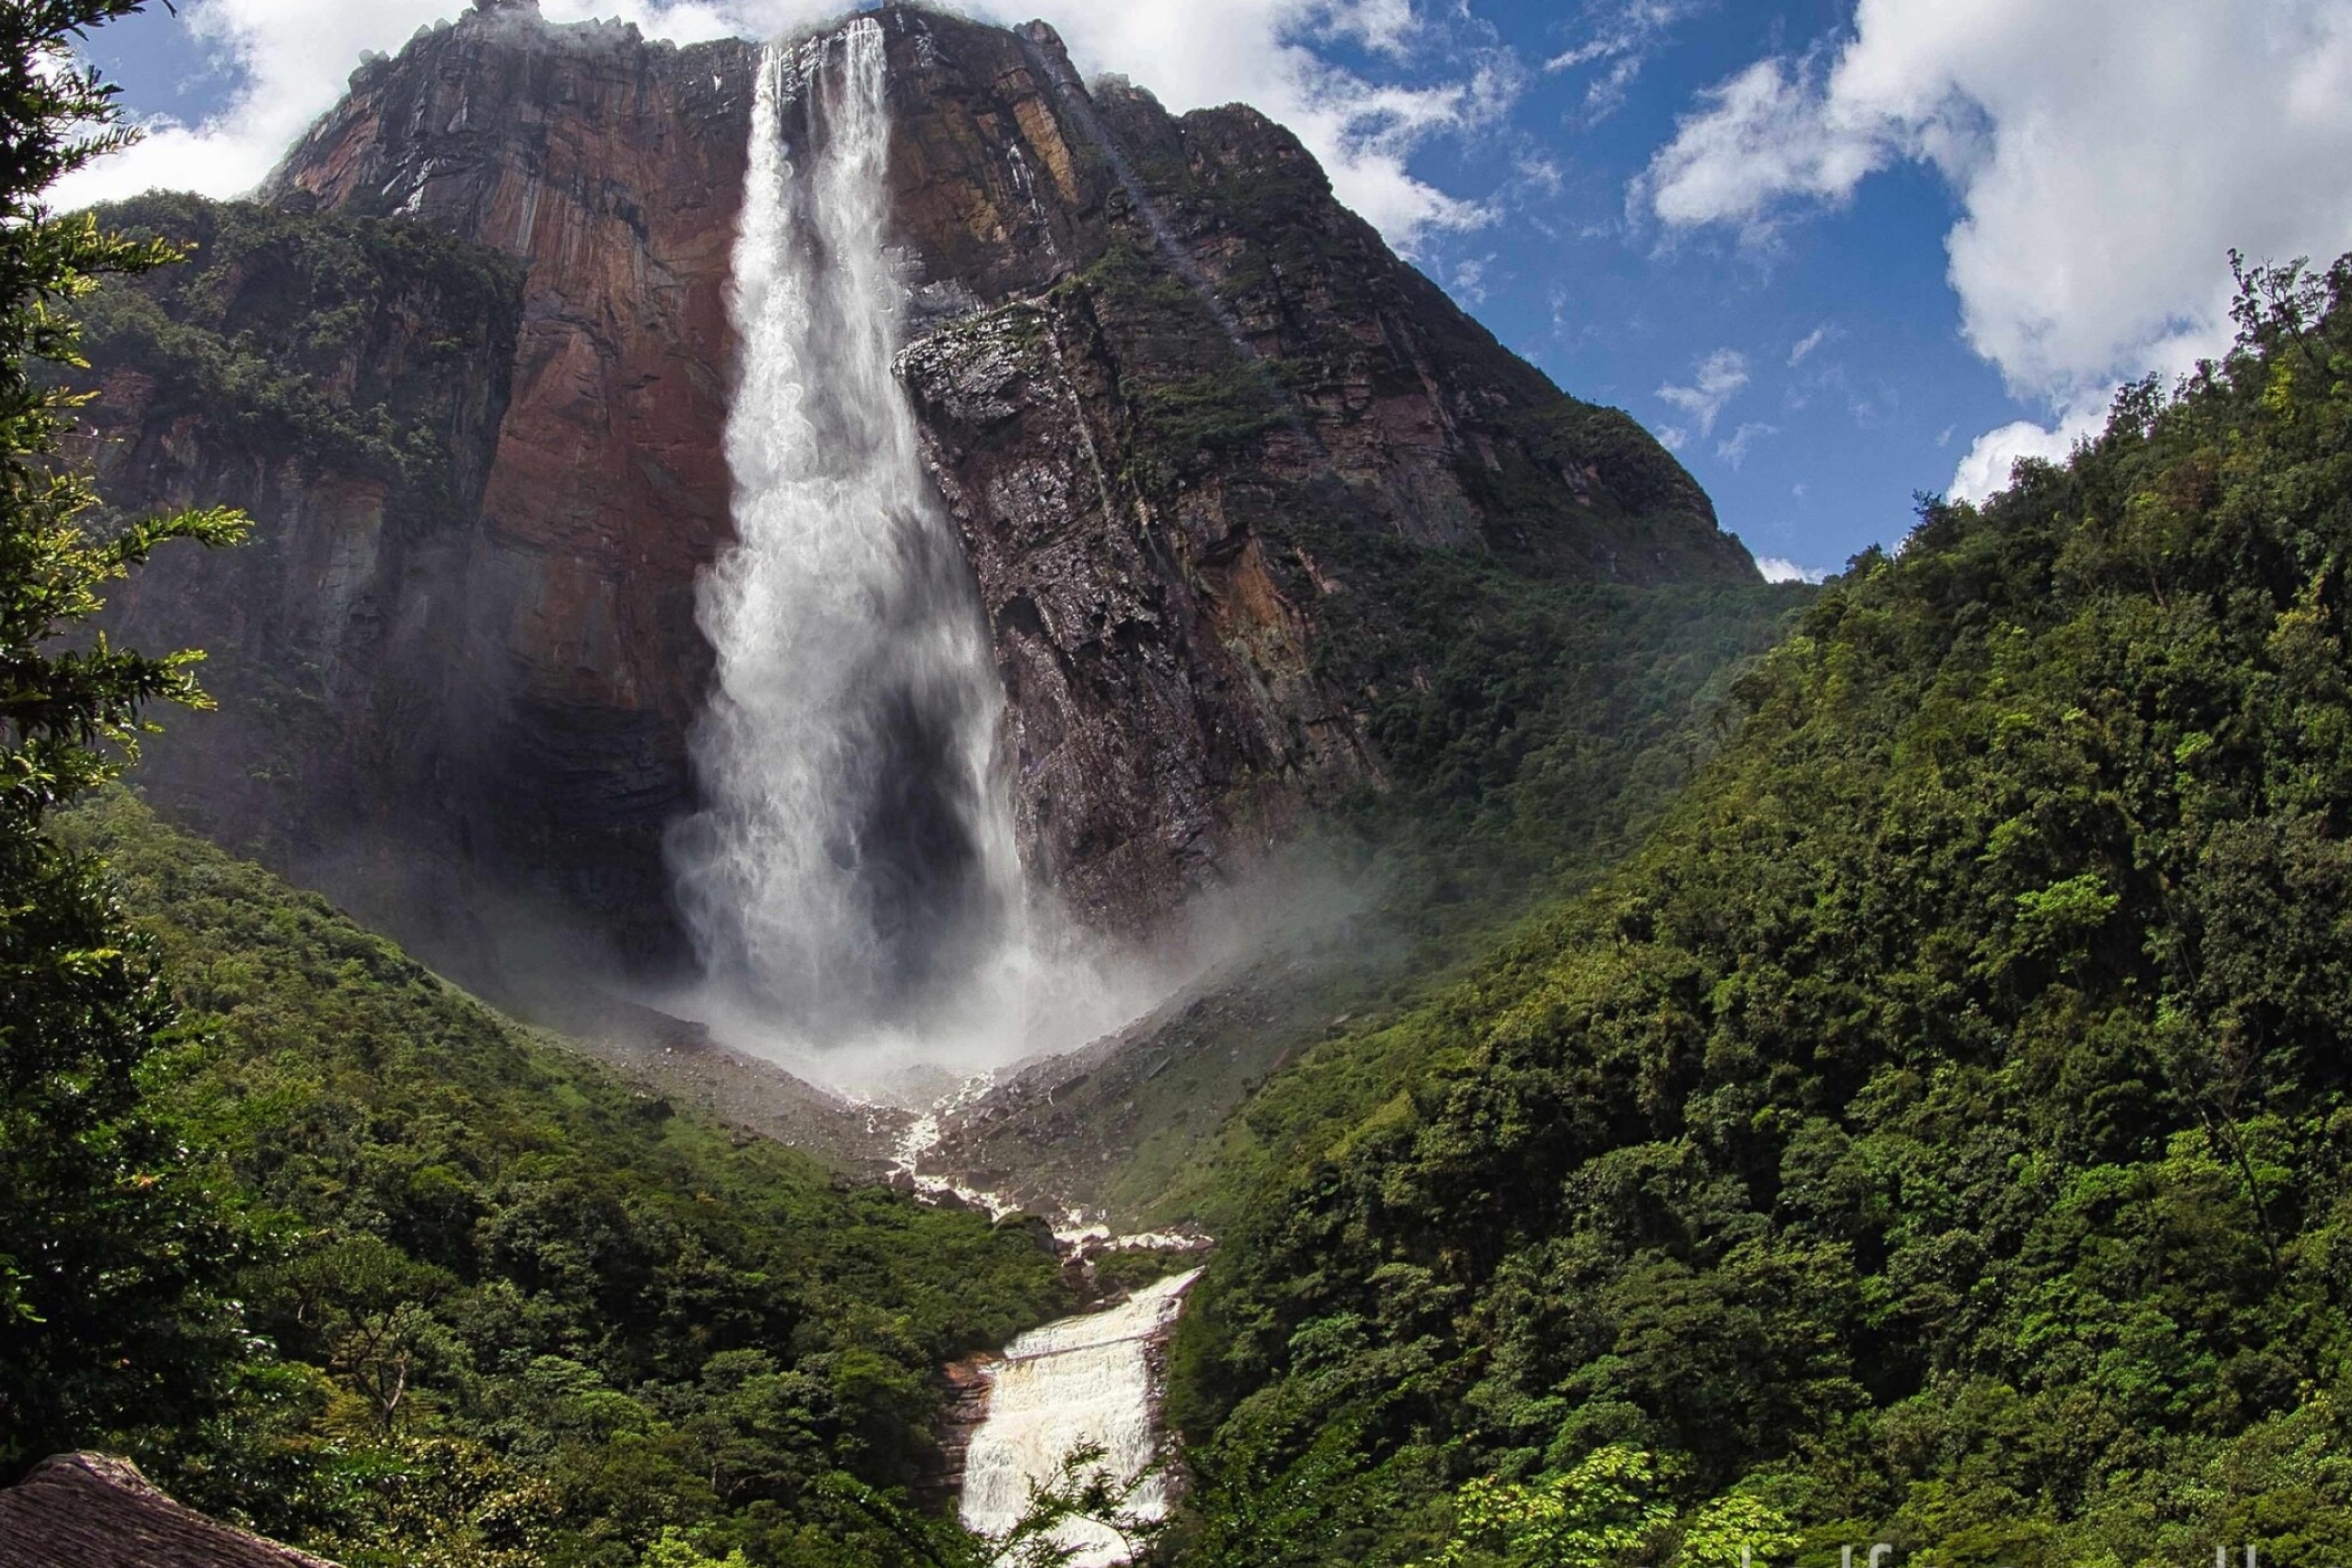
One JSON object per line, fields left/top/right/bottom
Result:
{"left": 1162, "top": 257, "right": 2352, "bottom": 1565}
{"left": 8, "top": 3, "right": 2352, "bottom": 1567}
{"left": 41, "top": 795, "right": 1089, "bottom": 1567}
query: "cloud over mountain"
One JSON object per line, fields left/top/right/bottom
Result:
{"left": 1637, "top": 0, "right": 2352, "bottom": 499}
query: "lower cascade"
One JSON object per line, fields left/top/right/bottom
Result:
{"left": 959, "top": 1270, "right": 1204, "bottom": 1565}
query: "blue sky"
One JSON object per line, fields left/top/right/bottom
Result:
{"left": 69, "top": 0, "right": 2352, "bottom": 582}
{"left": 1345, "top": 0, "right": 2007, "bottom": 579}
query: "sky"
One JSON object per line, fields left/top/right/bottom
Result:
{"left": 64, "top": 0, "right": 2352, "bottom": 583}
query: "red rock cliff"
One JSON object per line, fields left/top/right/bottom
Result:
{"left": 91, "top": 1, "right": 1757, "bottom": 977}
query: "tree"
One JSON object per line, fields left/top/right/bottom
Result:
{"left": 1420, "top": 1453, "right": 1801, "bottom": 1568}
{"left": 1670, "top": 1493, "right": 1801, "bottom": 1568}
{"left": 1422, "top": 1448, "right": 1676, "bottom": 1568}
{"left": 0, "top": 0, "right": 249, "bottom": 1469}
{"left": 812, "top": 1444, "right": 1170, "bottom": 1568}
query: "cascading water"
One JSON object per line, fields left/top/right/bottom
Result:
{"left": 675, "top": 24, "right": 1206, "bottom": 1557}
{"left": 959, "top": 1270, "right": 1203, "bottom": 1565}
{"left": 672, "top": 20, "right": 1132, "bottom": 1087}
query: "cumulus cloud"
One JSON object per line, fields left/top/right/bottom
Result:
{"left": 1756, "top": 555, "right": 1832, "bottom": 585}
{"left": 1654, "top": 346, "right": 1748, "bottom": 448}
{"left": 1636, "top": 0, "right": 2352, "bottom": 499}
{"left": 1639, "top": 53, "right": 1882, "bottom": 240}
{"left": 57, "top": 0, "right": 1503, "bottom": 250}
{"left": 1947, "top": 405, "right": 2102, "bottom": 504}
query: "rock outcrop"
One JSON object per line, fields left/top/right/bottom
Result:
{"left": 86, "top": 3, "right": 1757, "bottom": 978}
{"left": 256, "top": 4, "right": 760, "bottom": 966}
{"left": 0, "top": 1453, "right": 341, "bottom": 1568}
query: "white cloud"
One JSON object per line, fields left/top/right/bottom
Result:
{"left": 1756, "top": 555, "right": 1832, "bottom": 585}
{"left": 1546, "top": 0, "right": 1700, "bottom": 123}
{"left": 1638, "top": 53, "right": 1883, "bottom": 241}
{"left": 1655, "top": 346, "right": 1748, "bottom": 448}
{"left": 57, "top": 0, "right": 1503, "bottom": 254}
{"left": 1715, "top": 419, "right": 1776, "bottom": 469}
{"left": 1787, "top": 321, "right": 1834, "bottom": 366}
{"left": 1636, "top": 0, "right": 2352, "bottom": 501}
{"left": 1947, "top": 402, "right": 2102, "bottom": 504}
{"left": 1315, "top": 0, "right": 1421, "bottom": 58}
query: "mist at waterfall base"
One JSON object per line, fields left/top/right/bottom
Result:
{"left": 659, "top": 19, "right": 1157, "bottom": 1103}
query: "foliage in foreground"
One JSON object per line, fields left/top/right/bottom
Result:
{"left": 0, "top": 0, "right": 250, "bottom": 1468}
{"left": 1168, "top": 256, "right": 2352, "bottom": 1568}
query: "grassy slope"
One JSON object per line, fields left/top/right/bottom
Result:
{"left": 1162, "top": 262, "right": 2352, "bottom": 1567}
{"left": 57, "top": 793, "right": 1073, "bottom": 1568}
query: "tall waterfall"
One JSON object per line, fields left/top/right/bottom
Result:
{"left": 672, "top": 20, "right": 1052, "bottom": 1073}
{"left": 960, "top": 1270, "right": 1202, "bottom": 1565}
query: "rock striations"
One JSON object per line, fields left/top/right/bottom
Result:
{"left": 0, "top": 1453, "right": 342, "bottom": 1568}
{"left": 85, "top": 3, "right": 1756, "bottom": 980}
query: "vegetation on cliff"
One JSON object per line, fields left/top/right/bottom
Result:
{"left": 73, "top": 191, "right": 523, "bottom": 503}
{"left": 1165, "top": 255, "right": 2352, "bottom": 1566}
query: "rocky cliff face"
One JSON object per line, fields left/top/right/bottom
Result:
{"left": 254, "top": 5, "right": 760, "bottom": 964}
{"left": 890, "top": 27, "right": 1754, "bottom": 927}
{"left": 90, "top": 0, "right": 1756, "bottom": 976}
{"left": 76, "top": 195, "right": 542, "bottom": 962}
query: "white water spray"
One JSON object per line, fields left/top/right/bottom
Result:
{"left": 675, "top": 28, "right": 1208, "bottom": 1556}
{"left": 670, "top": 22, "right": 1142, "bottom": 1095}
{"left": 960, "top": 1270, "right": 1203, "bottom": 1566}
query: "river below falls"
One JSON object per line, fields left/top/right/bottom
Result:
{"left": 957, "top": 1269, "right": 1204, "bottom": 1565}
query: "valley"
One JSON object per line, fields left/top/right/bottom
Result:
{"left": 6, "top": 1, "right": 2350, "bottom": 1565}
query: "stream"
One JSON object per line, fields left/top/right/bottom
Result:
{"left": 957, "top": 1270, "right": 1204, "bottom": 1566}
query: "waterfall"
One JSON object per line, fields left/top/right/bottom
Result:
{"left": 959, "top": 1270, "right": 1203, "bottom": 1565}
{"left": 671, "top": 20, "right": 1053, "bottom": 1076}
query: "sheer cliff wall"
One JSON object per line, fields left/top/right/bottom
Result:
{"left": 88, "top": 1, "right": 1756, "bottom": 978}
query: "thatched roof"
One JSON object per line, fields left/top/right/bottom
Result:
{"left": 0, "top": 1453, "right": 342, "bottom": 1568}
